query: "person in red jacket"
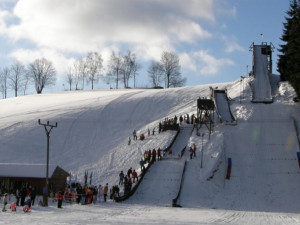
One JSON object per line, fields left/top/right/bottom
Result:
{"left": 132, "top": 170, "right": 138, "bottom": 183}
{"left": 57, "top": 191, "right": 63, "bottom": 208}
{"left": 193, "top": 144, "right": 197, "bottom": 157}
{"left": 189, "top": 147, "right": 193, "bottom": 159}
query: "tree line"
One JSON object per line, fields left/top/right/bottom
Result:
{"left": 0, "top": 50, "right": 186, "bottom": 98}
{"left": 278, "top": 0, "right": 300, "bottom": 98}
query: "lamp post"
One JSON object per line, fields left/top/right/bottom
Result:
{"left": 38, "top": 119, "right": 57, "bottom": 207}
{"left": 240, "top": 76, "right": 245, "bottom": 102}
{"left": 239, "top": 77, "right": 242, "bottom": 104}
{"left": 200, "top": 133, "right": 205, "bottom": 168}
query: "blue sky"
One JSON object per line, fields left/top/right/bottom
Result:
{"left": 0, "top": 0, "right": 291, "bottom": 93}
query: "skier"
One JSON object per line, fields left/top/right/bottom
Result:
{"left": 119, "top": 171, "right": 125, "bottom": 185}
{"left": 30, "top": 187, "right": 36, "bottom": 206}
{"left": 57, "top": 191, "right": 63, "bottom": 208}
{"left": 132, "top": 170, "right": 138, "bottom": 183}
{"left": 76, "top": 184, "right": 82, "bottom": 204}
{"left": 10, "top": 202, "right": 17, "bottom": 212}
{"left": 174, "top": 115, "right": 178, "bottom": 124}
{"left": 2, "top": 193, "right": 7, "bottom": 212}
{"left": 103, "top": 184, "right": 108, "bottom": 202}
{"left": 23, "top": 198, "right": 31, "bottom": 212}
{"left": 193, "top": 144, "right": 197, "bottom": 157}
{"left": 179, "top": 115, "right": 183, "bottom": 125}
{"left": 92, "top": 186, "right": 98, "bottom": 204}
{"left": 20, "top": 186, "right": 27, "bottom": 206}
{"left": 152, "top": 149, "right": 157, "bottom": 161}
{"left": 15, "top": 188, "right": 20, "bottom": 206}
{"left": 147, "top": 150, "right": 151, "bottom": 163}
{"left": 159, "top": 122, "right": 162, "bottom": 133}
{"left": 127, "top": 167, "right": 132, "bottom": 178}
{"left": 189, "top": 147, "right": 193, "bottom": 159}
{"left": 139, "top": 158, "right": 145, "bottom": 172}
{"left": 98, "top": 185, "right": 103, "bottom": 203}
{"left": 157, "top": 148, "right": 162, "bottom": 160}
{"left": 128, "top": 137, "right": 131, "bottom": 145}
{"left": 133, "top": 130, "right": 137, "bottom": 140}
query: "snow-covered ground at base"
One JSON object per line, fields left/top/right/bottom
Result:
{"left": 2, "top": 201, "right": 300, "bottom": 225}
{"left": 1, "top": 78, "right": 300, "bottom": 224}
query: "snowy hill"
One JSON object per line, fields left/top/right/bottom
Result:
{"left": 1, "top": 79, "right": 300, "bottom": 224}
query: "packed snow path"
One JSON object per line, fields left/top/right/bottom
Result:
{"left": 127, "top": 125, "right": 192, "bottom": 205}
{"left": 252, "top": 45, "right": 273, "bottom": 103}
{"left": 127, "top": 159, "right": 185, "bottom": 206}
{"left": 214, "top": 91, "right": 236, "bottom": 124}
{"left": 165, "top": 125, "right": 193, "bottom": 158}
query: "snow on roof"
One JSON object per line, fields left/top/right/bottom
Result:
{"left": 0, "top": 163, "right": 66, "bottom": 178}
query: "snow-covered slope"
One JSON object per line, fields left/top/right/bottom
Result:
{"left": 0, "top": 83, "right": 229, "bottom": 186}
{"left": 1, "top": 79, "right": 300, "bottom": 224}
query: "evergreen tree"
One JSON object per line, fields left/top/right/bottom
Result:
{"left": 278, "top": 0, "right": 300, "bottom": 98}
{"left": 286, "top": 4, "right": 300, "bottom": 97}
{"left": 277, "top": 0, "right": 299, "bottom": 81}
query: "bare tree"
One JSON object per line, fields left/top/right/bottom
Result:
{"left": 9, "top": 61, "right": 26, "bottom": 97}
{"left": 132, "top": 61, "right": 141, "bottom": 88}
{"left": 28, "top": 58, "right": 56, "bottom": 94}
{"left": 160, "top": 51, "right": 185, "bottom": 88}
{"left": 148, "top": 61, "right": 164, "bottom": 88}
{"left": 21, "top": 71, "right": 31, "bottom": 95}
{"left": 66, "top": 67, "right": 73, "bottom": 91}
{"left": 106, "top": 51, "right": 123, "bottom": 89}
{"left": 84, "top": 52, "right": 103, "bottom": 90}
{"left": 121, "top": 51, "right": 135, "bottom": 88}
{"left": 169, "top": 74, "right": 187, "bottom": 87}
{"left": 121, "top": 51, "right": 140, "bottom": 88}
{"left": 0, "top": 66, "right": 9, "bottom": 99}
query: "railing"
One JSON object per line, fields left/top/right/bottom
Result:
{"left": 172, "top": 159, "right": 187, "bottom": 207}
{"left": 115, "top": 128, "right": 180, "bottom": 202}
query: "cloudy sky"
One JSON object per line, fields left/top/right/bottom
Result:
{"left": 0, "top": 0, "right": 290, "bottom": 92}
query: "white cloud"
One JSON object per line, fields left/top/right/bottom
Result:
{"left": 9, "top": 48, "right": 72, "bottom": 74}
{"left": 180, "top": 50, "right": 234, "bottom": 75}
{"left": 194, "top": 50, "right": 234, "bottom": 75}
{"left": 1, "top": 0, "right": 239, "bottom": 79}
{"left": 221, "top": 35, "right": 245, "bottom": 53}
{"left": 179, "top": 53, "right": 197, "bottom": 72}
{"left": 4, "top": 0, "right": 216, "bottom": 55}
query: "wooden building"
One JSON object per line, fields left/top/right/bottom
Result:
{"left": 0, "top": 163, "right": 69, "bottom": 195}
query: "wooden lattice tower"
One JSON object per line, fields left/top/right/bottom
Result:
{"left": 197, "top": 98, "right": 215, "bottom": 136}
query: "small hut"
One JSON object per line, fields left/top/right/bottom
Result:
{"left": 0, "top": 163, "right": 69, "bottom": 195}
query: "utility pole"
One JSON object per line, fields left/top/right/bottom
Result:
{"left": 38, "top": 119, "right": 58, "bottom": 207}
{"left": 200, "top": 133, "right": 205, "bottom": 168}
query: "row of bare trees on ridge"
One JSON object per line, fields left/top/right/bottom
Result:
{"left": 0, "top": 50, "right": 186, "bottom": 98}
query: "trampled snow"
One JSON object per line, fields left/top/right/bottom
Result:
{"left": 0, "top": 79, "right": 300, "bottom": 225}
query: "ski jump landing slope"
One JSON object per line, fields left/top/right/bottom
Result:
{"left": 127, "top": 126, "right": 192, "bottom": 206}
{"left": 252, "top": 45, "right": 273, "bottom": 103}
{"left": 179, "top": 103, "right": 300, "bottom": 213}
{"left": 213, "top": 90, "right": 236, "bottom": 125}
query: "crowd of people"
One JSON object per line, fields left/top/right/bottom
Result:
{"left": 1, "top": 112, "right": 199, "bottom": 211}
{"left": 0, "top": 184, "right": 37, "bottom": 212}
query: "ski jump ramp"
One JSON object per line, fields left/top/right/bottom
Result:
{"left": 251, "top": 44, "right": 273, "bottom": 103}
{"left": 212, "top": 89, "right": 236, "bottom": 125}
